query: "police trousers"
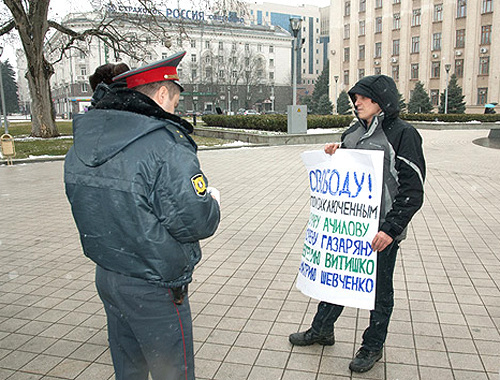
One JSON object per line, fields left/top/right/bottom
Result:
{"left": 95, "top": 266, "right": 194, "bottom": 380}
{"left": 311, "top": 241, "right": 399, "bottom": 351}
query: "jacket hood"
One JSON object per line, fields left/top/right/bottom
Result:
{"left": 348, "top": 75, "right": 400, "bottom": 118}
{"left": 72, "top": 88, "right": 195, "bottom": 167}
{"left": 72, "top": 110, "right": 168, "bottom": 167}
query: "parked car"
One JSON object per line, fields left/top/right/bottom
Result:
{"left": 243, "top": 109, "right": 260, "bottom": 115}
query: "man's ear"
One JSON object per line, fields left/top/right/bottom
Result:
{"left": 158, "top": 85, "right": 169, "bottom": 103}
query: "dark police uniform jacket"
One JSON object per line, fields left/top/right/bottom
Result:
{"left": 344, "top": 75, "right": 426, "bottom": 242}
{"left": 64, "top": 88, "right": 220, "bottom": 288}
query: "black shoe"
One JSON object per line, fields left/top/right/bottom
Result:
{"left": 349, "top": 347, "right": 383, "bottom": 373}
{"left": 288, "top": 328, "right": 335, "bottom": 346}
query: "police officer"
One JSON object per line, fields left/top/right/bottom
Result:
{"left": 65, "top": 51, "right": 221, "bottom": 380}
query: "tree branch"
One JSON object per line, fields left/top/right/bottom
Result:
{"left": 0, "top": 19, "right": 16, "bottom": 37}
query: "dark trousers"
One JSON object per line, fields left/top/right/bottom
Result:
{"left": 95, "top": 266, "right": 194, "bottom": 380}
{"left": 311, "top": 241, "right": 399, "bottom": 351}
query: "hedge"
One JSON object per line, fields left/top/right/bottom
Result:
{"left": 201, "top": 113, "right": 500, "bottom": 132}
{"left": 400, "top": 113, "right": 500, "bottom": 122}
{"left": 201, "top": 114, "right": 353, "bottom": 132}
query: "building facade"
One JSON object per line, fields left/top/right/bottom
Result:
{"left": 247, "top": 2, "right": 329, "bottom": 100}
{"left": 329, "top": 0, "right": 498, "bottom": 113}
{"left": 37, "top": 4, "right": 295, "bottom": 117}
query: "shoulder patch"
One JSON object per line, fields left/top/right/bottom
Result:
{"left": 191, "top": 174, "right": 207, "bottom": 196}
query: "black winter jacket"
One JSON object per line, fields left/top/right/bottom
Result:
{"left": 64, "top": 88, "right": 220, "bottom": 288}
{"left": 345, "top": 75, "right": 426, "bottom": 241}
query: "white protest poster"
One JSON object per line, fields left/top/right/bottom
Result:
{"left": 297, "top": 149, "right": 384, "bottom": 310}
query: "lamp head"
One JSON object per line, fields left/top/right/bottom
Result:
{"left": 290, "top": 17, "right": 302, "bottom": 38}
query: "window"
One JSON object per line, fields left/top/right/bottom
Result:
{"left": 79, "top": 51, "right": 86, "bottom": 59}
{"left": 393, "top": 13, "right": 400, "bottom": 30}
{"left": 232, "top": 43, "right": 237, "bottom": 51}
{"left": 345, "top": 1, "right": 351, "bottom": 16}
{"left": 344, "top": 70, "right": 350, "bottom": 85}
{"left": 81, "top": 83, "right": 89, "bottom": 93}
{"left": 374, "top": 67, "right": 382, "bottom": 75}
{"left": 245, "top": 43, "right": 250, "bottom": 51}
{"left": 359, "top": 20, "right": 365, "bottom": 35}
{"left": 344, "top": 24, "right": 350, "bottom": 39}
{"left": 204, "top": 55, "right": 211, "bottom": 64}
{"left": 433, "top": 33, "right": 442, "bottom": 51}
{"left": 269, "top": 45, "right": 274, "bottom": 53}
{"left": 80, "top": 66, "right": 87, "bottom": 76}
{"left": 359, "top": 0, "right": 366, "bottom": 12}
{"left": 344, "top": 47, "right": 350, "bottom": 62}
{"left": 411, "top": 63, "right": 419, "bottom": 79}
{"left": 411, "top": 36, "right": 420, "bottom": 53}
{"left": 269, "top": 72, "right": 274, "bottom": 81}
{"left": 481, "top": 25, "right": 491, "bottom": 45}
{"left": 392, "top": 65, "right": 399, "bottom": 80}
{"left": 375, "top": 0, "right": 383, "bottom": 8}
{"left": 190, "top": 40, "right": 196, "bottom": 48}
{"left": 375, "top": 42, "right": 382, "bottom": 58}
{"left": 412, "top": 9, "right": 421, "bottom": 26}
{"left": 479, "top": 57, "right": 490, "bottom": 75}
{"left": 482, "top": 0, "right": 493, "bottom": 13}
{"left": 257, "top": 44, "right": 262, "bottom": 52}
{"left": 191, "top": 54, "right": 197, "bottom": 62}
{"left": 191, "top": 69, "right": 197, "bottom": 79}
{"left": 358, "top": 68, "right": 365, "bottom": 79}
{"left": 205, "top": 41, "right": 210, "bottom": 49}
{"left": 457, "top": 0, "right": 466, "bottom": 18}
{"left": 269, "top": 58, "right": 274, "bottom": 68}
{"left": 477, "top": 88, "right": 488, "bottom": 105}
{"left": 359, "top": 44, "right": 365, "bottom": 60}
{"left": 431, "top": 61, "right": 441, "bottom": 78}
{"left": 219, "top": 42, "right": 224, "bottom": 50}
{"left": 434, "top": 4, "right": 443, "bottom": 21}
{"left": 456, "top": 29, "right": 466, "bottom": 48}
{"left": 375, "top": 17, "right": 383, "bottom": 33}
{"left": 393, "top": 0, "right": 400, "bottom": 3}
{"left": 392, "top": 39, "right": 400, "bottom": 55}
{"left": 455, "top": 59, "right": 464, "bottom": 77}
{"left": 430, "top": 90, "right": 439, "bottom": 106}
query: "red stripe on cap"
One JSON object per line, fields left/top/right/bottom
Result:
{"left": 125, "top": 66, "right": 179, "bottom": 88}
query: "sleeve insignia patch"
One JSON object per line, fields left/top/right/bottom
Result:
{"left": 191, "top": 174, "right": 207, "bottom": 196}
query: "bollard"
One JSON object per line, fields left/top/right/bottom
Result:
{"left": 1, "top": 133, "right": 16, "bottom": 165}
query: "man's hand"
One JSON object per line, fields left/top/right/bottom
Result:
{"left": 371, "top": 231, "right": 393, "bottom": 252}
{"left": 324, "top": 143, "right": 341, "bottom": 155}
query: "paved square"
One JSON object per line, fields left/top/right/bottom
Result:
{"left": 0, "top": 129, "right": 499, "bottom": 379}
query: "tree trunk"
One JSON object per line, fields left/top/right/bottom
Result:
{"left": 26, "top": 58, "right": 59, "bottom": 138}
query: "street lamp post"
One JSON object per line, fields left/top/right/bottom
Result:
{"left": 0, "top": 46, "right": 9, "bottom": 134}
{"left": 287, "top": 17, "right": 307, "bottom": 134}
{"left": 334, "top": 75, "right": 339, "bottom": 114}
{"left": 444, "top": 64, "right": 451, "bottom": 114}
{"left": 270, "top": 84, "right": 275, "bottom": 112}
{"left": 290, "top": 17, "right": 302, "bottom": 106}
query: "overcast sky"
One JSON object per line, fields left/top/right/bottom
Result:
{"left": 1, "top": 0, "right": 330, "bottom": 69}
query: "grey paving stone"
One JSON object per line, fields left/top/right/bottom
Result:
{"left": 1, "top": 130, "right": 499, "bottom": 379}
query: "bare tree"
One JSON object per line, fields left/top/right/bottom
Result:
{"left": 0, "top": 0, "right": 191, "bottom": 137}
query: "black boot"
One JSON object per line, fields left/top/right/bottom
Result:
{"left": 288, "top": 328, "right": 335, "bottom": 346}
{"left": 349, "top": 347, "right": 383, "bottom": 373}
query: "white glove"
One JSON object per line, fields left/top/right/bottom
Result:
{"left": 207, "top": 187, "right": 220, "bottom": 205}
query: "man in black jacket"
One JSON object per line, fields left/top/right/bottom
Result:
{"left": 65, "top": 51, "right": 220, "bottom": 380}
{"left": 289, "top": 75, "right": 425, "bottom": 373}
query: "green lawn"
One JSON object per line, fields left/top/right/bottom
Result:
{"left": 5, "top": 121, "right": 231, "bottom": 160}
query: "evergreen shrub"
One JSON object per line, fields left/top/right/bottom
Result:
{"left": 202, "top": 114, "right": 354, "bottom": 132}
